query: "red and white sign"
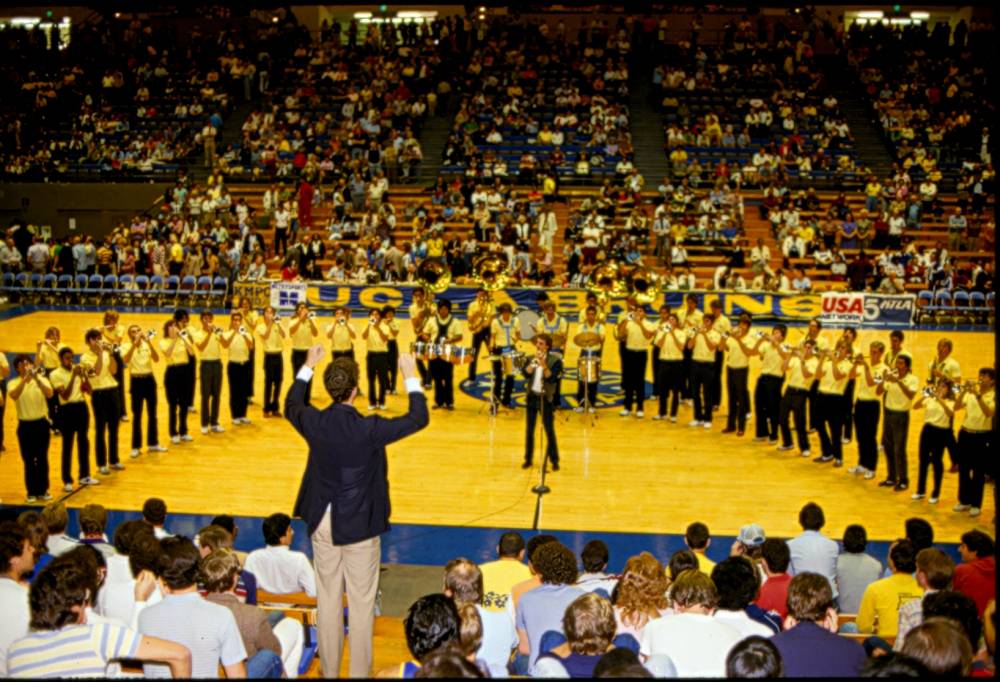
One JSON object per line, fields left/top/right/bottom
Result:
{"left": 820, "top": 292, "right": 865, "bottom": 325}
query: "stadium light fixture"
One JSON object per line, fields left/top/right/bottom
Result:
{"left": 910, "top": 11, "right": 930, "bottom": 19}
{"left": 353, "top": 11, "right": 372, "bottom": 19}
{"left": 857, "top": 11, "right": 885, "bottom": 19}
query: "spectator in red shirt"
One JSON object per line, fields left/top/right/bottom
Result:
{"left": 755, "top": 538, "right": 792, "bottom": 621}
{"left": 953, "top": 530, "right": 995, "bottom": 617}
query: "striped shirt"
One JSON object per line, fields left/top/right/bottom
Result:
{"left": 7, "top": 623, "right": 140, "bottom": 678}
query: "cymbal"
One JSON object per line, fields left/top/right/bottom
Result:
{"left": 573, "top": 332, "right": 602, "bottom": 348}
{"left": 551, "top": 332, "right": 567, "bottom": 348}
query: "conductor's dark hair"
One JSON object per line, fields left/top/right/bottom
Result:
{"left": 324, "top": 358, "right": 360, "bottom": 403}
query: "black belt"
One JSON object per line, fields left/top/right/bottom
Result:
{"left": 201, "top": 359, "right": 222, "bottom": 363}
{"left": 131, "top": 374, "right": 153, "bottom": 378}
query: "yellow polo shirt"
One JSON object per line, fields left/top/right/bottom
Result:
{"left": 79, "top": 350, "right": 117, "bottom": 390}
{"left": 428, "top": 316, "right": 463, "bottom": 343}
{"left": 677, "top": 306, "right": 703, "bottom": 329}
{"left": 884, "top": 373, "right": 920, "bottom": 412}
{"left": 327, "top": 321, "right": 354, "bottom": 352}
{"left": 491, "top": 317, "right": 517, "bottom": 349}
{"left": 624, "top": 319, "right": 655, "bottom": 351}
{"left": 38, "top": 342, "right": 61, "bottom": 370}
{"left": 759, "top": 342, "right": 784, "bottom": 378}
{"left": 725, "top": 333, "right": 750, "bottom": 369}
{"left": 787, "top": 355, "right": 818, "bottom": 391}
{"left": 289, "top": 318, "right": 318, "bottom": 350}
{"left": 255, "top": 322, "right": 284, "bottom": 353}
{"left": 191, "top": 327, "right": 222, "bottom": 361}
{"left": 227, "top": 331, "right": 251, "bottom": 363}
{"left": 102, "top": 324, "right": 126, "bottom": 345}
{"left": 9, "top": 376, "right": 51, "bottom": 420}
{"left": 960, "top": 389, "right": 994, "bottom": 432}
{"left": 928, "top": 356, "right": 961, "bottom": 383}
{"left": 656, "top": 328, "right": 685, "bottom": 361}
{"left": 922, "top": 396, "right": 953, "bottom": 429}
{"left": 159, "top": 338, "right": 190, "bottom": 366}
{"left": 856, "top": 573, "right": 922, "bottom": 639}
{"left": 819, "top": 359, "right": 852, "bottom": 395}
{"left": 121, "top": 340, "right": 154, "bottom": 376}
{"left": 48, "top": 367, "right": 85, "bottom": 405}
{"left": 856, "top": 362, "right": 888, "bottom": 401}
{"left": 692, "top": 329, "right": 721, "bottom": 363}
{"left": 535, "top": 315, "right": 568, "bottom": 344}
{"left": 365, "top": 321, "right": 389, "bottom": 353}
{"left": 713, "top": 315, "right": 732, "bottom": 336}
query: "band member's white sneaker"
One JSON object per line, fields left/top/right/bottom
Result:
{"left": 635, "top": 411, "right": 644, "bottom": 418}
{"left": 201, "top": 426, "right": 209, "bottom": 434}
{"left": 149, "top": 445, "right": 168, "bottom": 453}
{"left": 180, "top": 434, "right": 194, "bottom": 442}
{"left": 619, "top": 409, "right": 630, "bottom": 417}
{"left": 688, "top": 420, "right": 702, "bottom": 427}
{"left": 80, "top": 477, "right": 99, "bottom": 486}
{"left": 213, "top": 424, "right": 226, "bottom": 431}
{"left": 574, "top": 407, "right": 585, "bottom": 413}
{"left": 171, "top": 436, "right": 181, "bottom": 445}
{"left": 669, "top": 416, "right": 677, "bottom": 423}
{"left": 63, "top": 483, "right": 74, "bottom": 493}
{"left": 652, "top": 415, "right": 664, "bottom": 421}
{"left": 588, "top": 408, "right": 596, "bottom": 414}
{"left": 130, "top": 449, "right": 142, "bottom": 459}
{"left": 703, "top": 422, "right": 712, "bottom": 429}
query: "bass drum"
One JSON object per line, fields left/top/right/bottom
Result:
{"left": 514, "top": 307, "right": 541, "bottom": 343}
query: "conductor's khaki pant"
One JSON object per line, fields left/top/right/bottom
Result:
{"left": 311, "top": 512, "right": 380, "bottom": 678}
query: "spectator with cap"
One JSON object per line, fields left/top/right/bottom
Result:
{"left": 894, "top": 548, "right": 956, "bottom": 649}
{"left": 856, "top": 539, "right": 923, "bottom": 641}
{"left": 755, "top": 539, "right": 792, "bottom": 620}
{"left": 732, "top": 523, "right": 767, "bottom": 583}
{"left": 953, "top": 530, "right": 996, "bottom": 617}
{"left": 142, "top": 498, "right": 172, "bottom": 539}
{"left": 836, "top": 524, "right": 884, "bottom": 615}
{"left": 712, "top": 557, "right": 778, "bottom": 637}
{"left": 787, "top": 502, "right": 839, "bottom": 600}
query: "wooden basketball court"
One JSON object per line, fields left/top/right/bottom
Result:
{"left": 0, "top": 308, "right": 994, "bottom": 543}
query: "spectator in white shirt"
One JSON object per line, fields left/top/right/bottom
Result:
{"left": 576, "top": 540, "right": 618, "bottom": 596}
{"left": 97, "top": 527, "right": 164, "bottom": 628}
{"left": 41, "top": 502, "right": 81, "bottom": 557}
{"left": 792, "top": 268, "right": 812, "bottom": 293}
{"left": 244, "top": 513, "right": 317, "bottom": 597}
{"left": 640, "top": 570, "right": 743, "bottom": 677}
{"left": 142, "top": 498, "right": 174, "bottom": 540}
{"left": 0, "top": 522, "right": 33, "bottom": 676}
{"left": 710, "top": 557, "right": 775, "bottom": 638}
{"left": 750, "top": 238, "right": 771, "bottom": 275}
{"left": 443, "top": 558, "right": 518, "bottom": 678}
{"left": 787, "top": 503, "right": 840, "bottom": 599}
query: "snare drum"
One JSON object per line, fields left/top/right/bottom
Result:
{"left": 450, "top": 347, "right": 474, "bottom": 365}
{"left": 577, "top": 356, "right": 602, "bottom": 383}
{"left": 501, "top": 350, "right": 524, "bottom": 375}
{"left": 436, "top": 344, "right": 454, "bottom": 363}
{"left": 411, "top": 341, "right": 432, "bottom": 360}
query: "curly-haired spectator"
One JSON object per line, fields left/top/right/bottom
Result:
{"left": 515, "top": 541, "right": 583, "bottom": 670}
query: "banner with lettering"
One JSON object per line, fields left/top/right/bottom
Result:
{"left": 269, "top": 282, "right": 308, "bottom": 310}
{"left": 820, "top": 292, "right": 866, "bottom": 326}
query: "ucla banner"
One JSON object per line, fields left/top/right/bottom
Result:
{"left": 300, "top": 285, "right": 824, "bottom": 322}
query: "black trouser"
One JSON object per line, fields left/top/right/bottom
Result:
{"left": 275, "top": 227, "right": 288, "bottom": 256}
{"left": 387, "top": 340, "right": 399, "bottom": 392}
{"left": 525, "top": 392, "right": 558, "bottom": 465}
{"left": 917, "top": 424, "right": 950, "bottom": 497}
{"left": 726, "top": 367, "right": 749, "bottom": 431}
{"left": 228, "top": 361, "right": 250, "bottom": 419}
{"left": 332, "top": 350, "right": 354, "bottom": 361}
{"left": 430, "top": 358, "right": 454, "bottom": 407}
{"left": 711, "top": 350, "right": 724, "bottom": 409}
{"left": 807, "top": 379, "right": 820, "bottom": 431}
{"left": 691, "top": 360, "right": 714, "bottom": 422}
{"left": 112, "top": 350, "right": 127, "bottom": 418}
{"left": 291, "top": 349, "right": 311, "bottom": 404}
{"left": 185, "top": 352, "right": 197, "bottom": 408}
{"left": 780, "top": 387, "right": 810, "bottom": 451}
{"left": 755, "top": 375, "right": 784, "bottom": 440}
{"left": 58, "top": 401, "right": 90, "bottom": 484}
{"left": 263, "top": 352, "right": 283, "bottom": 414}
{"left": 854, "top": 400, "right": 880, "bottom": 471}
{"left": 657, "top": 359, "right": 682, "bottom": 417}
{"left": 469, "top": 329, "right": 490, "bottom": 382}
{"left": 651, "top": 351, "right": 661, "bottom": 398}
{"left": 200, "top": 360, "right": 223, "bottom": 427}
{"left": 491, "top": 351, "right": 515, "bottom": 406}
{"left": 367, "top": 352, "right": 390, "bottom": 406}
{"left": 944, "top": 421, "right": 958, "bottom": 468}
{"left": 816, "top": 392, "right": 844, "bottom": 460}
{"left": 957, "top": 429, "right": 991, "bottom": 508}
{"left": 46, "top": 392, "right": 60, "bottom": 432}
{"left": 165, "top": 364, "right": 190, "bottom": 436}
{"left": 417, "top": 357, "right": 430, "bottom": 386}
{"left": 130, "top": 375, "right": 158, "bottom": 449}
{"left": 622, "top": 349, "right": 647, "bottom": 411}
{"left": 680, "top": 347, "right": 693, "bottom": 399}
{"left": 882, "top": 408, "right": 910, "bottom": 484}
{"left": 248, "top": 347, "right": 256, "bottom": 399}
{"left": 0, "top": 379, "right": 6, "bottom": 450}
{"left": 91, "top": 388, "right": 120, "bottom": 467}
{"left": 842, "top": 379, "right": 855, "bottom": 440}
{"left": 18, "top": 418, "right": 50, "bottom": 497}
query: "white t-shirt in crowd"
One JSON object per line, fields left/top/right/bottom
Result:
{"left": 639, "top": 612, "right": 744, "bottom": 677}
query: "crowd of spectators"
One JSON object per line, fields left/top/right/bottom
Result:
{"left": 0, "top": 500, "right": 995, "bottom": 677}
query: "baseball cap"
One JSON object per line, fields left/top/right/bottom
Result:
{"left": 738, "top": 524, "right": 766, "bottom": 547}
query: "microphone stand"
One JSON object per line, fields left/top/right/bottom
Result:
{"left": 531, "top": 377, "right": 551, "bottom": 531}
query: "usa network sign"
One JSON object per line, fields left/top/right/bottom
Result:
{"left": 821, "top": 292, "right": 915, "bottom": 327}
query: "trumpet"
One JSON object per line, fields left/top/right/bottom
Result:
{"left": 659, "top": 322, "right": 674, "bottom": 333}
{"left": 146, "top": 330, "right": 156, "bottom": 339}
{"left": 213, "top": 326, "right": 224, "bottom": 335}
{"left": 308, "top": 311, "right": 316, "bottom": 319}
{"left": 686, "top": 327, "right": 697, "bottom": 339}
{"left": 781, "top": 343, "right": 792, "bottom": 353}
{"left": 179, "top": 330, "right": 189, "bottom": 339}
{"left": 337, "top": 318, "right": 347, "bottom": 326}
{"left": 754, "top": 330, "right": 767, "bottom": 340}
{"left": 238, "top": 326, "right": 247, "bottom": 335}
{"left": 922, "top": 387, "right": 936, "bottom": 398}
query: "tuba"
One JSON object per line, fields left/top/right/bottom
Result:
{"left": 415, "top": 259, "right": 451, "bottom": 295}
{"left": 473, "top": 253, "right": 510, "bottom": 292}
{"left": 623, "top": 265, "right": 663, "bottom": 306}
{"left": 586, "top": 260, "right": 627, "bottom": 307}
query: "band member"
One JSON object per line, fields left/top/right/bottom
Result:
{"left": 362, "top": 308, "right": 391, "bottom": 410}
{"left": 912, "top": 378, "right": 955, "bottom": 504}
{"left": 102, "top": 312, "right": 128, "bottom": 421}
{"left": 708, "top": 300, "right": 731, "bottom": 411}
{"left": 653, "top": 312, "right": 685, "bottom": 422}
{"left": 778, "top": 339, "right": 816, "bottom": 457}
{"left": 676, "top": 293, "right": 703, "bottom": 402}
{"left": 721, "top": 314, "right": 753, "bottom": 435}
{"left": 489, "top": 303, "right": 517, "bottom": 409}
{"left": 466, "top": 289, "right": 494, "bottom": 384}
{"left": 839, "top": 328, "right": 859, "bottom": 443}
{"left": 121, "top": 325, "right": 166, "bottom": 458}
{"left": 574, "top": 305, "right": 605, "bottom": 413}
{"left": 687, "top": 313, "right": 721, "bottom": 428}
{"left": 813, "top": 341, "right": 852, "bottom": 466}
{"left": 409, "top": 288, "right": 434, "bottom": 388}
{"left": 35, "top": 326, "right": 61, "bottom": 433}
{"left": 651, "top": 305, "right": 671, "bottom": 400}
{"left": 160, "top": 319, "right": 195, "bottom": 444}
{"left": 798, "top": 318, "right": 828, "bottom": 434}
{"left": 327, "top": 306, "right": 356, "bottom": 360}
{"left": 80, "top": 329, "right": 123, "bottom": 476}
{"left": 522, "top": 333, "right": 562, "bottom": 471}
{"left": 192, "top": 310, "right": 225, "bottom": 435}
{"left": 849, "top": 341, "right": 887, "bottom": 479}
{"left": 238, "top": 296, "right": 260, "bottom": 405}
{"left": 617, "top": 303, "right": 655, "bottom": 418}
{"left": 48, "top": 347, "right": 98, "bottom": 491}
{"left": 886, "top": 329, "right": 906, "bottom": 368}
{"left": 8, "top": 354, "right": 54, "bottom": 502}
{"left": 954, "top": 368, "right": 995, "bottom": 517}
{"left": 255, "top": 306, "right": 286, "bottom": 418}
{"left": 0, "top": 352, "right": 9, "bottom": 452}
{"left": 927, "top": 338, "right": 961, "bottom": 471}
{"left": 578, "top": 292, "right": 607, "bottom": 325}
{"left": 427, "top": 299, "right": 463, "bottom": 410}
{"left": 383, "top": 306, "right": 400, "bottom": 394}
{"left": 751, "top": 324, "right": 787, "bottom": 444}
{"left": 222, "top": 311, "right": 254, "bottom": 425}
{"left": 535, "top": 301, "right": 569, "bottom": 355}
{"left": 289, "top": 302, "right": 320, "bottom": 405}
{"left": 876, "top": 352, "right": 919, "bottom": 492}
{"left": 174, "top": 310, "right": 197, "bottom": 414}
